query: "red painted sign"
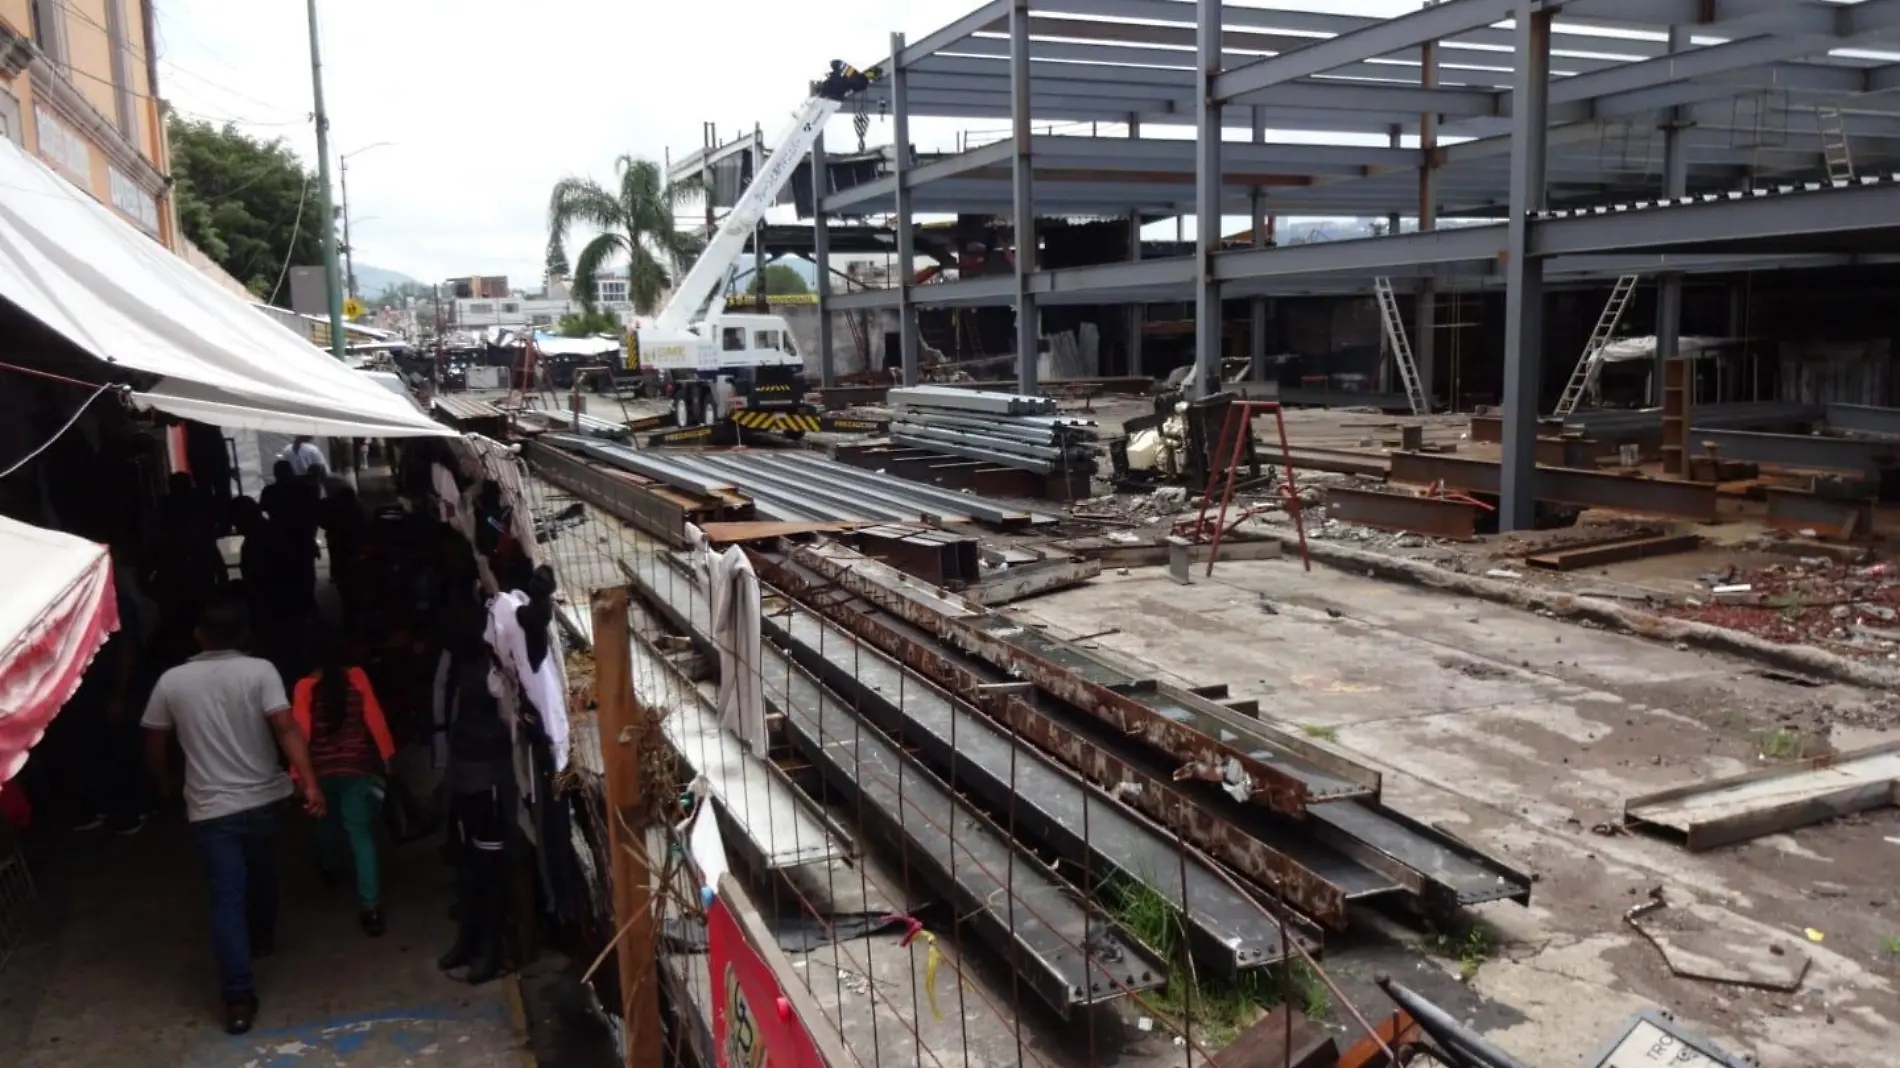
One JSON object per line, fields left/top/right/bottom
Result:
{"left": 707, "top": 896, "right": 828, "bottom": 1068}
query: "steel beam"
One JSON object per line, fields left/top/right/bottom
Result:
{"left": 751, "top": 550, "right": 1370, "bottom": 928}
{"left": 1213, "top": 0, "right": 1515, "bottom": 102}
{"left": 1531, "top": 179, "right": 1900, "bottom": 257}
{"left": 812, "top": 131, "right": 835, "bottom": 386}
{"left": 1416, "top": 35, "right": 1439, "bottom": 408}
{"left": 1654, "top": 27, "right": 1689, "bottom": 407}
{"left": 892, "top": 0, "right": 1008, "bottom": 68}
{"left": 1688, "top": 428, "right": 1899, "bottom": 476}
{"left": 893, "top": 32, "right": 920, "bottom": 388}
{"left": 1250, "top": 107, "right": 1268, "bottom": 384}
{"left": 1388, "top": 452, "right": 1719, "bottom": 519}
{"left": 1193, "top": 0, "right": 1223, "bottom": 399}
{"left": 760, "top": 586, "right": 1311, "bottom": 973}
{"left": 1325, "top": 487, "right": 1479, "bottom": 541}
{"left": 1011, "top": 0, "right": 1038, "bottom": 395}
{"left": 1501, "top": 4, "right": 1551, "bottom": 533}
{"left": 819, "top": 138, "right": 1016, "bottom": 212}
{"left": 1826, "top": 403, "right": 1900, "bottom": 438}
{"left": 1214, "top": 225, "right": 1505, "bottom": 282}
{"left": 1127, "top": 115, "right": 1145, "bottom": 378}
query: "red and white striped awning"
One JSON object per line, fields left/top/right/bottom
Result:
{"left": 0, "top": 516, "right": 119, "bottom": 783}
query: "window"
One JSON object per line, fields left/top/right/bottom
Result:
{"left": 530, "top": 314, "right": 553, "bottom": 326}
{"left": 105, "top": 0, "right": 135, "bottom": 138}
{"left": 29, "top": 1, "right": 68, "bottom": 70}
{"left": 502, "top": 302, "right": 520, "bottom": 314}
{"left": 34, "top": 106, "right": 89, "bottom": 179}
{"left": 722, "top": 328, "right": 744, "bottom": 352}
{"left": 109, "top": 166, "right": 159, "bottom": 234}
{"left": 781, "top": 332, "right": 799, "bottom": 356}
{"left": 468, "top": 302, "right": 494, "bottom": 315}
{"left": 754, "top": 330, "right": 779, "bottom": 351}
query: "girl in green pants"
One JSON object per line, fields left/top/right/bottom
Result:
{"left": 293, "top": 641, "right": 396, "bottom": 936}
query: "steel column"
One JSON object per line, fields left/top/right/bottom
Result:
{"left": 1250, "top": 105, "right": 1268, "bottom": 383}
{"left": 1127, "top": 113, "right": 1145, "bottom": 377}
{"left": 892, "top": 33, "right": 921, "bottom": 387}
{"left": 1500, "top": 4, "right": 1551, "bottom": 532}
{"left": 1193, "top": 0, "right": 1224, "bottom": 399}
{"left": 1010, "top": 0, "right": 1039, "bottom": 394}
{"left": 811, "top": 131, "right": 836, "bottom": 386}
{"left": 1415, "top": 36, "right": 1439, "bottom": 409}
{"left": 1653, "top": 26, "right": 1690, "bottom": 407}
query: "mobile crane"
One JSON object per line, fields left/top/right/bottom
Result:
{"left": 632, "top": 61, "right": 889, "bottom": 444}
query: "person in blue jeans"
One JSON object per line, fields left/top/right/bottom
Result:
{"left": 142, "top": 599, "right": 326, "bottom": 1035}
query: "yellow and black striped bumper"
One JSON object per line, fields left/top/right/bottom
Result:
{"left": 730, "top": 410, "right": 822, "bottom": 433}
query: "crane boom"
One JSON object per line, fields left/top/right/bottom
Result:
{"left": 653, "top": 61, "right": 883, "bottom": 333}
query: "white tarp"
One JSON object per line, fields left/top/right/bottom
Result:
{"left": 1593, "top": 335, "right": 1728, "bottom": 364}
{"left": 0, "top": 137, "right": 449, "bottom": 438}
{"left": 0, "top": 517, "right": 118, "bottom": 783}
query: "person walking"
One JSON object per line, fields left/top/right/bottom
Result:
{"left": 291, "top": 638, "right": 395, "bottom": 937}
{"left": 141, "top": 599, "right": 326, "bottom": 1036}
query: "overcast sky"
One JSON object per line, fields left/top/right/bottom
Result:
{"left": 152, "top": 0, "right": 1425, "bottom": 287}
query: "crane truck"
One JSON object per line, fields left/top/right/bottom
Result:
{"left": 630, "top": 61, "right": 888, "bottom": 445}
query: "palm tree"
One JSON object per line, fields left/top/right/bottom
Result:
{"left": 547, "top": 156, "right": 702, "bottom": 316}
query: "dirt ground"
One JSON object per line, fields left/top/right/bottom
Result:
{"left": 1008, "top": 559, "right": 1900, "bottom": 1068}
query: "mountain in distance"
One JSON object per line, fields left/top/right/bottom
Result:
{"left": 354, "top": 264, "right": 423, "bottom": 298}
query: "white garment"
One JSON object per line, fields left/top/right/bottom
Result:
{"left": 484, "top": 591, "right": 570, "bottom": 773}
{"left": 279, "top": 440, "right": 328, "bottom": 477}
{"left": 706, "top": 546, "right": 766, "bottom": 754}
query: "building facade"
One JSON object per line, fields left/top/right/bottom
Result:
{"left": 0, "top": 0, "right": 174, "bottom": 248}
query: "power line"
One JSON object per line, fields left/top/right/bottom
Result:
{"left": 0, "top": 381, "right": 123, "bottom": 480}
{"left": 266, "top": 172, "right": 313, "bottom": 306}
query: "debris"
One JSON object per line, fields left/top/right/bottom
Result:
{"left": 1805, "top": 928, "right": 1825, "bottom": 943}
{"left": 1712, "top": 584, "right": 1755, "bottom": 603}
{"left": 1625, "top": 888, "right": 1812, "bottom": 992}
{"left": 1485, "top": 568, "right": 1522, "bottom": 579}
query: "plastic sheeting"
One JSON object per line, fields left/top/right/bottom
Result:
{"left": 0, "top": 137, "right": 449, "bottom": 439}
{"left": 0, "top": 517, "right": 119, "bottom": 783}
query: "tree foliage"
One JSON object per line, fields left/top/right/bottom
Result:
{"left": 747, "top": 263, "right": 811, "bottom": 297}
{"left": 547, "top": 156, "right": 703, "bottom": 316}
{"left": 167, "top": 117, "right": 326, "bottom": 306}
{"left": 556, "top": 306, "right": 623, "bottom": 337}
{"left": 370, "top": 281, "right": 434, "bottom": 309}
{"left": 545, "top": 235, "right": 570, "bottom": 280}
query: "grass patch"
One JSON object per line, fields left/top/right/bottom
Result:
{"left": 1104, "top": 876, "right": 1331, "bottom": 1047}
{"left": 1756, "top": 728, "right": 1806, "bottom": 760}
{"left": 1424, "top": 920, "right": 1496, "bottom": 981}
{"left": 1302, "top": 724, "right": 1341, "bottom": 742}
{"left": 1882, "top": 934, "right": 1900, "bottom": 958}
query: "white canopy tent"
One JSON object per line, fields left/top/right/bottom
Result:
{"left": 0, "top": 517, "right": 118, "bottom": 783}
{"left": 0, "top": 137, "right": 450, "bottom": 439}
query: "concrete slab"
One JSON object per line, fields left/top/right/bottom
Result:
{"left": 1010, "top": 562, "right": 1900, "bottom": 1068}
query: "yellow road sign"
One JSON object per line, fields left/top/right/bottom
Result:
{"left": 343, "top": 297, "right": 367, "bottom": 319}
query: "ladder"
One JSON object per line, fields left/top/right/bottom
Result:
{"left": 1373, "top": 277, "right": 1428, "bottom": 416}
{"left": 1818, "top": 106, "right": 1855, "bottom": 182}
{"left": 1553, "top": 274, "right": 1641, "bottom": 417}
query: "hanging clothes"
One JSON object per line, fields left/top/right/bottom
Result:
{"left": 483, "top": 591, "right": 569, "bottom": 773}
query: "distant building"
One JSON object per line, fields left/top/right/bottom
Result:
{"left": 448, "top": 275, "right": 509, "bottom": 299}
{"left": 454, "top": 295, "right": 573, "bottom": 329}
{"left": 0, "top": 1, "right": 175, "bottom": 248}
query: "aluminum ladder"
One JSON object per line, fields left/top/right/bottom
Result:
{"left": 1373, "top": 277, "right": 1428, "bottom": 416}
{"left": 1553, "top": 274, "right": 1641, "bottom": 417}
{"left": 1818, "top": 106, "right": 1855, "bottom": 182}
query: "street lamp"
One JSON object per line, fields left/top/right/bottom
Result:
{"left": 339, "top": 141, "right": 395, "bottom": 299}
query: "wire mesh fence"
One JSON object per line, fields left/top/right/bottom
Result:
{"left": 516, "top": 460, "right": 1395, "bottom": 1068}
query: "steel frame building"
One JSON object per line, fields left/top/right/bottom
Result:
{"left": 794, "top": 0, "right": 1900, "bottom": 528}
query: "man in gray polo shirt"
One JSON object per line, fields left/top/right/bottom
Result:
{"left": 142, "top": 598, "right": 326, "bottom": 1036}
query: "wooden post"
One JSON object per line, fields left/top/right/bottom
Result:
{"left": 591, "top": 587, "right": 662, "bottom": 1067}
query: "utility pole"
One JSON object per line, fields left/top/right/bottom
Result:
{"left": 341, "top": 155, "right": 355, "bottom": 300}
{"left": 305, "top": 0, "right": 345, "bottom": 360}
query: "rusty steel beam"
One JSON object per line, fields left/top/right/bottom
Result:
{"left": 748, "top": 550, "right": 1360, "bottom": 928}
{"left": 1523, "top": 532, "right": 1701, "bottom": 571}
{"left": 1324, "top": 487, "right": 1479, "bottom": 542}
{"left": 1387, "top": 451, "right": 1718, "bottom": 520}
{"left": 786, "top": 543, "right": 1321, "bottom": 815}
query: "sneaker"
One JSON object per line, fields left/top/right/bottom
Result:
{"left": 360, "top": 907, "right": 386, "bottom": 938}
{"left": 72, "top": 813, "right": 105, "bottom": 832}
{"left": 107, "top": 813, "right": 149, "bottom": 836}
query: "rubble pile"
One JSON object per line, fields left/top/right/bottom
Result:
{"left": 1664, "top": 560, "right": 1900, "bottom": 659}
